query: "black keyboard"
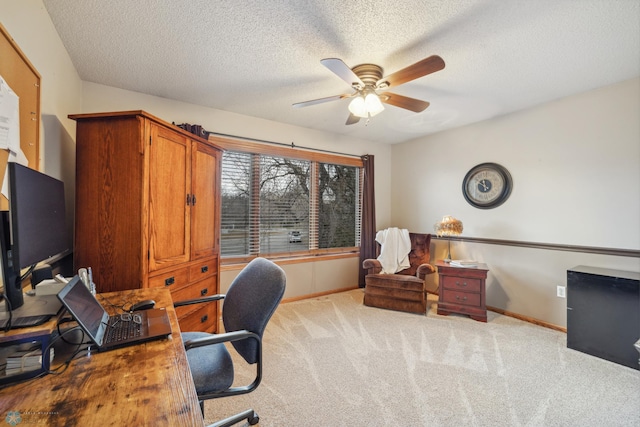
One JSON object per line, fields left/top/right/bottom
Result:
{"left": 0, "top": 314, "right": 51, "bottom": 329}
{"left": 105, "top": 318, "right": 142, "bottom": 343}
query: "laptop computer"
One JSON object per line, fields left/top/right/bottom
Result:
{"left": 57, "top": 276, "right": 172, "bottom": 351}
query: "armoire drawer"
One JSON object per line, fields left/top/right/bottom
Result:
{"left": 179, "top": 302, "right": 217, "bottom": 333}
{"left": 189, "top": 256, "right": 218, "bottom": 282}
{"left": 148, "top": 267, "right": 189, "bottom": 289}
{"left": 173, "top": 276, "right": 218, "bottom": 319}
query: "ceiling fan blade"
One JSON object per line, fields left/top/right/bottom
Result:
{"left": 292, "top": 94, "right": 351, "bottom": 108}
{"left": 345, "top": 113, "right": 360, "bottom": 125}
{"left": 321, "top": 58, "right": 365, "bottom": 89}
{"left": 380, "top": 92, "right": 430, "bottom": 112}
{"left": 377, "top": 55, "right": 445, "bottom": 89}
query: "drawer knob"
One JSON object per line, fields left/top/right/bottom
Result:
{"left": 201, "top": 288, "right": 208, "bottom": 296}
{"left": 201, "top": 265, "right": 209, "bottom": 273}
{"left": 164, "top": 276, "right": 175, "bottom": 286}
{"left": 200, "top": 314, "right": 208, "bottom": 323}
{"left": 455, "top": 295, "right": 468, "bottom": 301}
{"left": 456, "top": 281, "right": 467, "bottom": 287}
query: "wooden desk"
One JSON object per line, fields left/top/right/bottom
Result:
{"left": 0, "top": 288, "right": 204, "bottom": 426}
{"left": 436, "top": 260, "right": 489, "bottom": 322}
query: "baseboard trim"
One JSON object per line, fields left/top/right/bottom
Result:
{"left": 281, "top": 286, "right": 360, "bottom": 304}
{"left": 280, "top": 288, "right": 567, "bottom": 333}
{"left": 487, "top": 305, "right": 567, "bottom": 333}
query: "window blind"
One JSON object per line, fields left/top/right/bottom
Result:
{"left": 221, "top": 149, "right": 362, "bottom": 258}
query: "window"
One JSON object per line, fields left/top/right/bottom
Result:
{"left": 317, "top": 163, "right": 359, "bottom": 249}
{"left": 218, "top": 139, "right": 362, "bottom": 259}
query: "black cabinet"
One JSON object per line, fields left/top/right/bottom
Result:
{"left": 567, "top": 265, "right": 639, "bottom": 370}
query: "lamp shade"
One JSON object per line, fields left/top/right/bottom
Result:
{"left": 349, "top": 91, "right": 385, "bottom": 118}
{"left": 364, "top": 92, "right": 384, "bottom": 116}
{"left": 348, "top": 96, "right": 368, "bottom": 118}
{"left": 434, "top": 215, "right": 463, "bottom": 236}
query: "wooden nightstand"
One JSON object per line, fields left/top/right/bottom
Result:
{"left": 436, "top": 260, "right": 489, "bottom": 322}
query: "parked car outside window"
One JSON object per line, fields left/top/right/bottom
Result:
{"left": 289, "top": 231, "right": 302, "bottom": 243}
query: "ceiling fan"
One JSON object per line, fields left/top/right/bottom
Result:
{"left": 293, "top": 55, "right": 445, "bottom": 125}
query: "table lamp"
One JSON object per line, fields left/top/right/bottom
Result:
{"left": 434, "top": 215, "right": 463, "bottom": 262}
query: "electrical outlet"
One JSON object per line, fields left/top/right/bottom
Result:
{"left": 557, "top": 285, "right": 566, "bottom": 298}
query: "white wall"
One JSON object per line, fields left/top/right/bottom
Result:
{"left": 0, "top": 0, "right": 82, "bottom": 255}
{"left": 220, "top": 257, "right": 360, "bottom": 299}
{"left": 392, "top": 77, "right": 640, "bottom": 327}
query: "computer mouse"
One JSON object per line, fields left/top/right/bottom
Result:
{"left": 130, "top": 299, "right": 156, "bottom": 312}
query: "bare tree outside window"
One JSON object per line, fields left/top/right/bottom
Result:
{"left": 220, "top": 151, "right": 252, "bottom": 255}
{"left": 221, "top": 150, "right": 361, "bottom": 258}
{"left": 318, "top": 163, "right": 358, "bottom": 248}
{"left": 259, "top": 156, "right": 310, "bottom": 253}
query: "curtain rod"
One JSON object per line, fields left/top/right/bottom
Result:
{"left": 209, "top": 131, "right": 364, "bottom": 159}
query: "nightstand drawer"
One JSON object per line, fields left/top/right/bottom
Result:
{"left": 442, "top": 290, "right": 481, "bottom": 307}
{"left": 437, "top": 260, "right": 488, "bottom": 322}
{"left": 441, "top": 276, "right": 481, "bottom": 292}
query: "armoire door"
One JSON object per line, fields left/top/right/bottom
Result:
{"left": 148, "top": 123, "right": 191, "bottom": 271}
{"left": 190, "top": 141, "right": 220, "bottom": 260}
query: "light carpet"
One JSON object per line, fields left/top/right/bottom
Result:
{"left": 204, "top": 290, "right": 640, "bottom": 426}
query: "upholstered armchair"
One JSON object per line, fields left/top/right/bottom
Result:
{"left": 362, "top": 233, "right": 436, "bottom": 314}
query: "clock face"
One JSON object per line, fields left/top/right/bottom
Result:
{"left": 462, "top": 163, "right": 512, "bottom": 209}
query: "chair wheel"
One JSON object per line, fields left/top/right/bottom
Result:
{"left": 248, "top": 414, "right": 259, "bottom": 425}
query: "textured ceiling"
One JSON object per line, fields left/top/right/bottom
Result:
{"left": 43, "top": 0, "right": 640, "bottom": 144}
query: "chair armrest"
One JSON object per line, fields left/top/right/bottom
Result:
{"left": 362, "top": 259, "right": 382, "bottom": 274}
{"left": 183, "top": 329, "right": 259, "bottom": 350}
{"left": 174, "top": 294, "right": 225, "bottom": 308}
{"left": 416, "top": 263, "right": 436, "bottom": 279}
{"left": 184, "top": 330, "right": 264, "bottom": 398}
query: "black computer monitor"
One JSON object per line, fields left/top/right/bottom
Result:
{"left": 1, "top": 162, "right": 70, "bottom": 309}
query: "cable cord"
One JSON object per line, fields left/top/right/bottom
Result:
{"left": 0, "top": 262, "right": 36, "bottom": 332}
{"left": 97, "top": 291, "right": 137, "bottom": 313}
{"left": 56, "top": 316, "right": 89, "bottom": 346}
{"left": 1, "top": 292, "right": 13, "bottom": 332}
{"left": 19, "top": 263, "right": 37, "bottom": 283}
{"left": 46, "top": 326, "right": 89, "bottom": 375}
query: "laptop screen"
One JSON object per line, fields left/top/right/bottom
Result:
{"left": 57, "top": 276, "right": 109, "bottom": 344}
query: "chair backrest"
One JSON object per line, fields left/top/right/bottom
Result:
{"left": 222, "top": 257, "right": 286, "bottom": 364}
{"left": 399, "top": 233, "right": 431, "bottom": 276}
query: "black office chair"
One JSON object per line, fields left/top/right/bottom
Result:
{"left": 175, "top": 257, "right": 286, "bottom": 427}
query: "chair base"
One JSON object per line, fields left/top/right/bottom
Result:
{"left": 364, "top": 274, "right": 426, "bottom": 314}
{"left": 209, "top": 408, "right": 259, "bottom": 427}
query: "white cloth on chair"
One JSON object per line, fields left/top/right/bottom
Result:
{"left": 375, "top": 227, "right": 411, "bottom": 274}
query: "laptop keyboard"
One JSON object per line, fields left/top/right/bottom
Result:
{"left": 105, "top": 315, "right": 143, "bottom": 343}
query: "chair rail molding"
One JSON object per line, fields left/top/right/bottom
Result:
{"left": 432, "top": 236, "right": 640, "bottom": 258}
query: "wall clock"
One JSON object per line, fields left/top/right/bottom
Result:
{"left": 462, "top": 163, "right": 513, "bottom": 209}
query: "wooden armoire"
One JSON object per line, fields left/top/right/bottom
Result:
{"left": 70, "top": 111, "right": 222, "bottom": 333}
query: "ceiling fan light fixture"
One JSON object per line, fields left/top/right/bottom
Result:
{"left": 365, "top": 91, "right": 384, "bottom": 117}
{"left": 348, "top": 95, "right": 368, "bottom": 118}
{"left": 349, "top": 91, "right": 385, "bottom": 118}
{"left": 296, "top": 56, "right": 444, "bottom": 124}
